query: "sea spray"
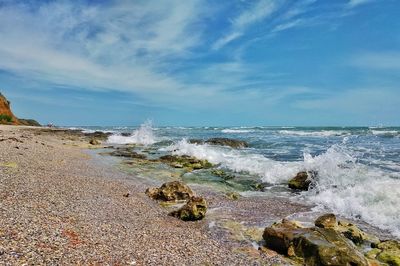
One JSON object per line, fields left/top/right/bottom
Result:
{"left": 107, "top": 121, "right": 156, "bottom": 145}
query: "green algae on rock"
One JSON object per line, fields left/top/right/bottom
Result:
{"left": 169, "top": 196, "right": 207, "bottom": 221}
{"left": 288, "top": 171, "right": 315, "bottom": 190}
{"left": 370, "top": 240, "right": 400, "bottom": 266}
{"left": 263, "top": 217, "right": 368, "bottom": 266}
{"left": 145, "top": 181, "right": 194, "bottom": 202}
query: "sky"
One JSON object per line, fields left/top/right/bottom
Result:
{"left": 0, "top": 0, "right": 399, "bottom": 126}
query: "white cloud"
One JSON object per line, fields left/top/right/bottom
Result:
{"left": 212, "top": 0, "right": 279, "bottom": 50}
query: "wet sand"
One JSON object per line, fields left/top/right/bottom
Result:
{"left": 0, "top": 125, "right": 306, "bottom": 265}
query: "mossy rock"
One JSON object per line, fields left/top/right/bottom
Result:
{"left": 145, "top": 181, "right": 194, "bottom": 201}
{"left": 225, "top": 192, "right": 240, "bottom": 200}
{"left": 169, "top": 196, "right": 207, "bottom": 221}
{"left": 288, "top": 171, "right": 312, "bottom": 190}
{"left": 160, "top": 155, "right": 213, "bottom": 170}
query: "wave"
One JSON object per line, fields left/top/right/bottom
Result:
{"left": 164, "top": 139, "right": 400, "bottom": 237}
{"left": 221, "top": 129, "right": 255, "bottom": 133}
{"left": 107, "top": 121, "right": 156, "bottom": 145}
{"left": 370, "top": 130, "right": 399, "bottom": 137}
{"left": 278, "top": 130, "right": 350, "bottom": 137}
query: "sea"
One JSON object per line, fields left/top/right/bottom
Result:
{"left": 68, "top": 122, "right": 400, "bottom": 238}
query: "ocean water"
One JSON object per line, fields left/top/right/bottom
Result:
{"left": 71, "top": 123, "right": 400, "bottom": 238}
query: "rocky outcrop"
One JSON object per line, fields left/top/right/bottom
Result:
{"left": 0, "top": 92, "right": 40, "bottom": 126}
{"left": 288, "top": 171, "right": 317, "bottom": 190}
{"left": 263, "top": 218, "right": 368, "bottom": 265}
{"left": 205, "top": 138, "right": 248, "bottom": 148}
{"left": 145, "top": 181, "right": 194, "bottom": 202}
{"left": 108, "top": 147, "right": 146, "bottom": 159}
{"left": 159, "top": 155, "right": 212, "bottom": 170}
{"left": 169, "top": 196, "right": 207, "bottom": 221}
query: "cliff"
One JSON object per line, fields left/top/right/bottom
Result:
{"left": 0, "top": 92, "right": 40, "bottom": 126}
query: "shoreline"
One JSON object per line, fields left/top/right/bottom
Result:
{"left": 0, "top": 125, "right": 290, "bottom": 265}
{"left": 1, "top": 125, "right": 398, "bottom": 265}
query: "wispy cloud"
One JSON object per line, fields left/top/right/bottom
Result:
{"left": 212, "top": 0, "right": 279, "bottom": 50}
{"left": 350, "top": 52, "right": 400, "bottom": 70}
{"left": 347, "top": 0, "right": 374, "bottom": 8}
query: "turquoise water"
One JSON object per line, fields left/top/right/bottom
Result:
{"left": 70, "top": 124, "right": 400, "bottom": 237}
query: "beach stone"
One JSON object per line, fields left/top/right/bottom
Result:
{"left": 145, "top": 181, "right": 194, "bottom": 202}
{"left": 288, "top": 171, "right": 313, "bottom": 190}
{"left": 169, "top": 196, "right": 207, "bottom": 221}
{"left": 263, "top": 219, "right": 368, "bottom": 266}
{"left": 89, "top": 139, "right": 101, "bottom": 145}
{"left": 225, "top": 192, "right": 240, "bottom": 200}
{"left": 315, "top": 213, "right": 337, "bottom": 229}
{"left": 205, "top": 138, "right": 248, "bottom": 148}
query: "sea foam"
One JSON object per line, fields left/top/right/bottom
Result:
{"left": 165, "top": 139, "right": 400, "bottom": 237}
{"left": 107, "top": 121, "right": 156, "bottom": 145}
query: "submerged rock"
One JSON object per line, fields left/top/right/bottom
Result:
{"left": 145, "top": 181, "right": 194, "bottom": 202}
{"left": 205, "top": 138, "right": 248, "bottom": 148}
{"left": 263, "top": 219, "right": 368, "bottom": 266}
{"left": 159, "top": 155, "right": 212, "bottom": 170}
{"left": 108, "top": 148, "right": 146, "bottom": 159}
{"left": 288, "top": 171, "right": 317, "bottom": 190}
{"left": 211, "top": 169, "right": 235, "bottom": 180}
{"left": 169, "top": 196, "right": 207, "bottom": 221}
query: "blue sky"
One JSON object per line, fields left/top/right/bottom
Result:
{"left": 0, "top": 0, "right": 399, "bottom": 126}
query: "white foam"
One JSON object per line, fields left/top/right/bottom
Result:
{"left": 107, "top": 121, "right": 156, "bottom": 145}
{"left": 278, "top": 130, "right": 350, "bottom": 137}
{"left": 165, "top": 139, "right": 400, "bottom": 237}
{"left": 163, "top": 139, "right": 301, "bottom": 184}
{"left": 371, "top": 130, "right": 399, "bottom": 137}
{"left": 221, "top": 129, "right": 254, "bottom": 133}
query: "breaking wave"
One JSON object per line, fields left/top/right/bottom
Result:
{"left": 107, "top": 121, "right": 156, "bottom": 145}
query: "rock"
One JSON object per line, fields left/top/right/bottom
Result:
{"left": 159, "top": 155, "right": 212, "bottom": 170}
{"left": 123, "top": 192, "right": 130, "bottom": 197}
{"left": 293, "top": 228, "right": 368, "bottom": 266}
{"left": 145, "top": 181, "right": 194, "bottom": 202}
{"left": 288, "top": 171, "right": 315, "bottom": 190}
{"left": 89, "top": 139, "right": 101, "bottom": 145}
{"left": 84, "top": 131, "right": 112, "bottom": 140}
{"left": 370, "top": 240, "right": 400, "bottom": 266}
{"left": 188, "top": 139, "right": 204, "bottom": 145}
{"left": 315, "top": 213, "right": 337, "bottom": 229}
{"left": 211, "top": 169, "right": 235, "bottom": 180}
{"left": 226, "top": 192, "right": 240, "bottom": 200}
{"left": 169, "top": 196, "right": 207, "bottom": 221}
{"left": 205, "top": 138, "right": 248, "bottom": 148}
{"left": 337, "top": 220, "right": 366, "bottom": 245}
{"left": 263, "top": 219, "right": 368, "bottom": 266}
{"left": 109, "top": 148, "right": 146, "bottom": 159}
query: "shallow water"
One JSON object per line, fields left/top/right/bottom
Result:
{"left": 72, "top": 123, "right": 400, "bottom": 238}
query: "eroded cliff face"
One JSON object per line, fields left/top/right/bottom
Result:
{"left": 0, "top": 92, "right": 40, "bottom": 126}
{"left": 0, "top": 93, "right": 20, "bottom": 125}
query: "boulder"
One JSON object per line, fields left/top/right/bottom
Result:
{"left": 337, "top": 220, "right": 367, "bottom": 245}
{"left": 169, "top": 196, "right": 207, "bottom": 221}
{"left": 288, "top": 171, "right": 316, "bottom": 190}
{"left": 263, "top": 219, "right": 368, "bottom": 266}
{"left": 315, "top": 213, "right": 337, "bottom": 229}
{"left": 145, "top": 181, "right": 194, "bottom": 202}
{"left": 205, "top": 138, "right": 248, "bottom": 148}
